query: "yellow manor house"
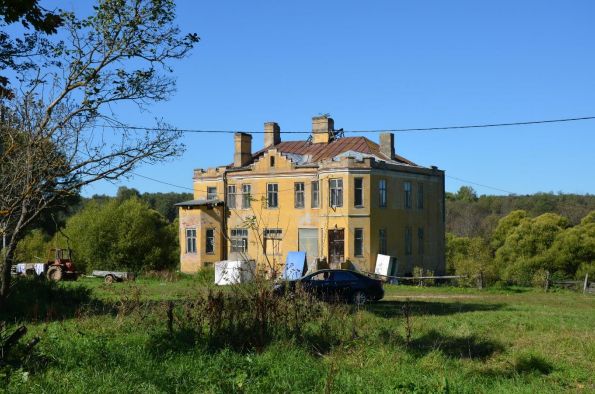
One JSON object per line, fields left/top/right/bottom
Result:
{"left": 176, "top": 115, "right": 445, "bottom": 276}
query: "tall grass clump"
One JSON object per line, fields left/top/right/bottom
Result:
{"left": 151, "top": 284, "right": 353, "bottom": 354}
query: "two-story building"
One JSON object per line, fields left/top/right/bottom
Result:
{"left": 176, "top": 115, "right": 445, "bottom": 276}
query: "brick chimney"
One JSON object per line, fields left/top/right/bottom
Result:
{"left": 264, "top": 122, "right": 281, "bottom": 147}
{"left": 234, "top": 132, "right": 252, "bottom": 167}
{"left": 379, "top": 133, "right": 395, "bottom": 160}
{"left": 311, "top": 115, "right": 335, "bottom": 144}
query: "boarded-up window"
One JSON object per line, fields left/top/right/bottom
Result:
{"left": 264, "top": 228, "right": 282, "bottom": 255}
{"left": 379, "top": 228, "right": 387, "bottom": 255}
{"left": 354, "top": 228, "right": 364, "bottom": 256}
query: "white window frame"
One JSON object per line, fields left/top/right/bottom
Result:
{"left": 227, "top": 185, "right": 236, "bottom": 209}
{"left": 294, "top": 182, "right": 305, "bottom": 208}
{"left": 311, "top": 181, "right": 319, "bottom": 208}
{"left": 267, "top": 183, "right": 278, "bottom": 208}
{"left": 185, "top": 228, "right": 197, "bottom": 254}
{"left": 329, "top": 178, "right": 343, "bottom": 208}
{"left": 206, "top": 228, "right": 215, "bottom": 254}
{"left": 242, "top": 184, "right": 251, "bottom": 209}
{"left": 230, "top": 228, "right": 248, "bottom": 253}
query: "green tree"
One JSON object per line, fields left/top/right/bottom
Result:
{"left": 490, "top": 210, "right": 528, "bottom": 251}
{"left": 446, "top": 234, "right": 496, "bottom": 287}
{"left": 546, "top": 211, "right": 595, "bottom": 279}
{"left": 64, "top": 198, "right": 176, "bottom": 273}
{"left": 15, "top": 229, "right": 51, "bottom": 263}
{"left": 454, "top": 186, "right": 479, "bottom": 202}
{"left": 495, "top": 213, "right": 569, "bottom": 284}
{"left": 0, "top": 0, "right": 198, "bottom": 304}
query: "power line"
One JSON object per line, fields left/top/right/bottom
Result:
{"left": 132, "top": 171, "right": 516, "bottom": 196}
{"left": 98, "top": 115, "right": 595, "bottom": 134}
{"left": 131, "top": 172, "right": 195, "bottom": 192}
{"left": 445, "top": 175, "right": 515, "bottom": 195}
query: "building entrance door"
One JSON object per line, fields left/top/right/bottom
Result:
{"left": 328, "top": 228, "right": 344, "bottom": 268}
{"left": 298, "top": 228, "right": 319, "bottom": 268}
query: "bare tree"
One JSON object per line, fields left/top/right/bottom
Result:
{"left": 0, "top": 0, "right": 199, "bottom": 305}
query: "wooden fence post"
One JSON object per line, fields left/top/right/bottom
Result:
{"left": 545, "top": 271, "right": 550, "bottom": 292}
{"left": 584, "top": 273, "right": 589, "bottom": 294}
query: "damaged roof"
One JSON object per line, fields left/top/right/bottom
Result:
{"left": 232, "top": 136, "right": 418, "bottom": 168}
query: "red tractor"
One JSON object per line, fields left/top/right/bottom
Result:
{"left": 46, "top": 248, "right": 78, "bottom": 281}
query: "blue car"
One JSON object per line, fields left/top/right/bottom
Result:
{"left": 273, "top": 269, "right": 384, "bottom": 305}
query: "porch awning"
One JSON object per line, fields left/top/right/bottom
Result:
{"left": 174, "top": 199, "right": 224, "bottom": 208}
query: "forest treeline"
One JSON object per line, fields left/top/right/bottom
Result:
{"left": 14, "top": 186, "right": 595, "bottom": 286}
{"left": 446, "top": 187, "right": 595, "bottom": 285}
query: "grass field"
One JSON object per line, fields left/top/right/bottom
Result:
{"left": 1, "top": 275, "right": 594, "bottom": 393}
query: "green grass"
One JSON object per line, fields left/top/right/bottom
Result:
{"left": 2, "top": 276, "right": 594, "bottom": 393}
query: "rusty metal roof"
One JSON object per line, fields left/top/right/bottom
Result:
{"left": 238, "top": 137, "right": 417, "bottom": 168}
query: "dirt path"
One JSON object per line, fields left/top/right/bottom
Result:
{"left": 383, "top": 294, "right": 483, "bottom": 300}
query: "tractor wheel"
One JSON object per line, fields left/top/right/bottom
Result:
{"left": 104, "top": 275, "right": 115, "bottom": 284}
{"left": 47, "top": 266, "right": 63, "bottom": 282}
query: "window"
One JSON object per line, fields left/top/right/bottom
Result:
{"left": 270, "top": 156, "right": 275, "bottom": 167}
{"left": 311, "top": 181, "right": 319, "bottom": 208}
{"left": 231, "top": 228, "right": 248, "bottom": 253}
{"left": 207, "top": 187, "right": 217, "bottom": 200}
{"left": 404, "top": 182, "right": 412, "bottom": 209}
{"left": 264, "top": 228, "right": 282, "bottom": 255}
{"left": 418, "top": 227, "right": 424, "bottom": 256}
{"left": 242, "top": 184, "right": 251, "bottom": 209}
{"left": 354, "top": 178, "right": 363, "bottom": 207}
{"left": 264, "top": 228, "right": 283, "bottom": 238}
{"left": 354, "top": 228, "right": 364, "bottom": 257}
{"left": 329, "top": 178, "right": 343, "bottom": 207}
{"left": 379, "top": 229, "right": 387, "bottom": 255}
{"left": 379, "top": 179, "right": 387, "bottom": 208}
{"left": 267, "top": 183, "right": 278, "bottom": 208}
{"left": 227, "top": 185, "right": 236, "bottom": 208}
{"left": 417, "top": 183, "right": 424, "bottom": 209}
{"left": 294, "top": 182, "right": 305, "bottom": 208}
{"left": 206, "top": 229, "right": 215, "bottom": 254}
{"left": 185, "top": 228, "right": 196, "bottom": 254}
{"left": 405, "top": 226, "right": 412, "bottom": 256}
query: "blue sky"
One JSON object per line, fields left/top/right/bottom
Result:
{"left": 55, "top": 1, "right": 595, "bottom": 197}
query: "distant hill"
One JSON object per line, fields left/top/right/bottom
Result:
{"left": 446, "top": 187, "right": 595, "bottom": 238}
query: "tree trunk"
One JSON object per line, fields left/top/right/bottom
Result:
{"left": 0, "top": 238, "right": 17, "bottom": 309}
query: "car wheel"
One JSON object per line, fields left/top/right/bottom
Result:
{"left": 104, "top": 275, "right": 115, "bottom": 284}
{"left": 352, "top": 291, "right": 367, "bottom": 306}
